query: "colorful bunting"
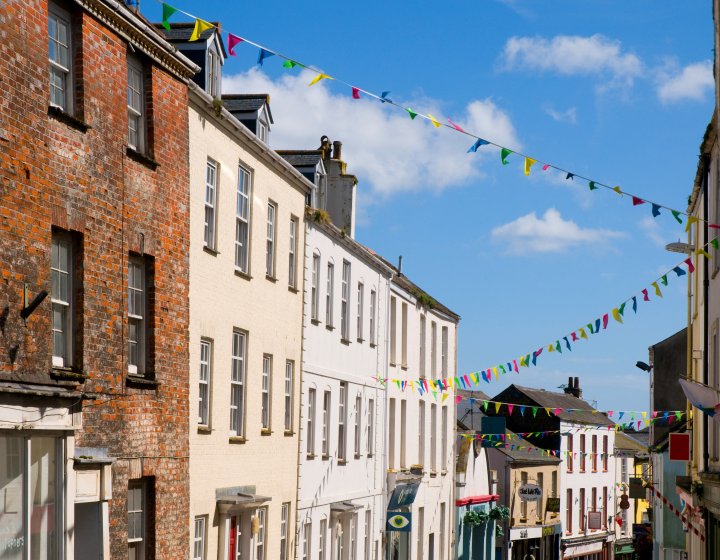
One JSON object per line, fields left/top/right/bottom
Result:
{"left": 161, "top": 3, "right": 178, "bottom": 31}
{"left": 501, "top": 148, "right": 512, "bottom": 165}
{"left": 524, "top": 157, "right": 537, "bottom": 176}
{"left": 652, "top": 204, "right": 661, "bottom": 217}
{"left": 189, "top": 18, "right": 214, "bottom": 42}
{"left": 227, "top": 33, "right": 244, "bottom": 56}
{"left": 309, "top": 73, "right": 332, "bottom": 86}
{"left": 467, "top": 138, "right": 489, "bottom": 153}
{"left": 352, "top": 87, "right": 361, "bottom": 99}
{"left": 427, "top": 114, "right": 442, "bottom": 128}
{"left": 448, "top": 119, "right": 465, "bottom": 132}
{"left": 257, "top": 48, "right": 274, "bottom": 66}
{"left": 632, "top": 196, "right": 645, "bottom": 206}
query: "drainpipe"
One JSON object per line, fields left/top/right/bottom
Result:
{"left": 382, "top": 269, "right": 395, "bottom": 559}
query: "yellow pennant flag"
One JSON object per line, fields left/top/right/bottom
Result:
{"left": 579, "top": 328, "right": 588, "bottom": 339}
{"left": 493, "top": 367, "right": 498, "bottom": 379}
{"left": 652, "top": 281, "right": 662, "bottom": 298}
{"left": 446, "top": 378, "right": 453, "bottom": 389}
{"left": 409, "top": 381, "right": 414, "bottom": 392}
{"left": 697, "top": 248, "right": 712, "bottom": 259}
{"left": 189, "top": 18, "right": 214, "bottom": 41}
{"left": 442, "top": 393, "right": 449, "bottom": 403}
{"left": 548, "top": 344, "right": 555, "bottom": 352}
{"left": 428, "top": 114, "right": 442, "bottom": 128}
{"left": 309, "top": 73, "right": 332, "bottom": 86}
{"left": 495, "top": 402, "right": 501, "bottom": 413}
{"left": 470, "top": 373, "right": 479, "bottom": 384}
{"left": 520, "top": 356, "right": 527, "bottom": 366}
{"left": 642, "top": 411, "right": 647, "bottom": 419}
{"left": 524, "top": 157, "right": 537, "bottom": 176}
{"left": 612, "top": 308, "right": 623, "bottom": 324}
{"left": 686, "top": 215, "right": 699, "bottom": 233}
{"left": 613, "top": 185, "right": 623, "bottom": 195}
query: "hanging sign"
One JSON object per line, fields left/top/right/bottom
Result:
{"left": 386, "top": 511, "right": 412, "bottom": 532}
{"left": 588, "top": 511, "right": 603, "bottom": 530}
{"left": 546, "top": 497, "right": 560, "bottom": 513}
{"left": 669, "top": 433, "right": 691, "bottom": 462}
{"left": 518, "top": 484, "right": 542, "bottom": 502}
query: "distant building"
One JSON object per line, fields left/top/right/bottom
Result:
{"left": 613, "top": 431, "right": 648, "bottom": 560}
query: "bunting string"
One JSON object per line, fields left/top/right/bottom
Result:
{"left": 156, "top": 1, "right": 720, "bottom": 232}
{"left": 646, "top": 482, "right": 705, "bottom": 542}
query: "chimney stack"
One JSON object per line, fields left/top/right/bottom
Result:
{"left": 332, "top": 140, "right": 342, "bottom": 161}
{"left": 563, "top": 376, "right": 582, "bottom": 398}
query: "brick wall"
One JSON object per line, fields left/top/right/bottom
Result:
{"left": 0, "top": 1, "right": 192, "bottom": 557}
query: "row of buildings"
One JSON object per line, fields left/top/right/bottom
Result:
{"left": 0, "top": 1, "right": 660, "bottom": 559}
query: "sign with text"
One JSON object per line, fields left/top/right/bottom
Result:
{"left": 518, "top": 484, "right": 542, "bottom": 502}
{"left": 387, "top": 483, "right": 420, "bottom": 510}
{"left": 588, "top": 511, "right": 602, "bottom": 530}
{"left": 546, "top": 497, "right": 560, "bottom": 513}
{"left": 386, "top": 511, "right": 411, "bottom": 532}
{"left": 669, "top": 433, "right": 691, "bottom": 462}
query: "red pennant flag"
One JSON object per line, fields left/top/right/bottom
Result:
{"left": 351, "top": 87, "right": 361, "bottom": 99}
{"left": 542, "top": 164, "right": 550, "bottom": 171}
{"left": 642, "top": 289, "right": 649, "bottom": 301}
{"left": 632, "top": 196, "right": 645, "bottom": 206}
{"left": 513, "top": 360, "right": 519, "bottom": 373}
{"left": 710, "top": 224, "right": 720, "bottom": 229}
{"left": 571, "top": 331, "right": 578, "bottom": 341}
{"left": 685, "top": 257, "right": 696, "bottom": 273}
{"left": 227, "top": 34, "right": 244, "bottom": 56}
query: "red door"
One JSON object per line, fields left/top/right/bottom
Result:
{"left": 228, "top": 517, "right": 237, "bottom": 560}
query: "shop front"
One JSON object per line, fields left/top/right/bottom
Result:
{"left": 509, "top": 523, "right": 561, "bottom": 560}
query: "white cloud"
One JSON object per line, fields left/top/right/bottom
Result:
{"left": 501, "top": 34, "right": 643, "bottom": 89}
{"left": 656, "top": 60, "right": 714, "bottom": 103}
{"left": 491, "top": 208, "right": 625, "bottom": 254}
{"left": 223, "top": 68, "right": 520, "bottom": 197}
{"left": 639, "top": 216, "right": 670, "bottom": 247}
{"left": 544, "top": 105, "right": 577, "bottom": 124}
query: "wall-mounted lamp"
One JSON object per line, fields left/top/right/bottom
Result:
{"left": 635, "top": 361, "right": 653, "bottom": 372}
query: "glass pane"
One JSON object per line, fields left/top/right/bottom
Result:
{"left": 0, "top": 435, "right": 25, "bottom": 560}
{"left": 30, "top": 437, "right": 58, "bottom": 560}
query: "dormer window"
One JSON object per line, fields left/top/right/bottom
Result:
{"left": 316, "top": 172, "right": 327, "bottom": 210}
{"left": 208, "top": 49, "right": 221, "bottom": 97}
{"left": 258, "top": 119, "right": 268, "bottom": 143}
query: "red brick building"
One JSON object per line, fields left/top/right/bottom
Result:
{"left": 0, "top": 1, "right": 197, "bottom": 558}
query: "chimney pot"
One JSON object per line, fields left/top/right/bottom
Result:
{"left": 333, "top": 140, "right": 342, "bottom": 160}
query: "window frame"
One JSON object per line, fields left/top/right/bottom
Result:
{"left": 430, "top": 321, "right": 437, "bottom": 378}
{"left": 261, "top": 354, "right": 272, "bottom": 431}
{"left": 235, "top": 165, "right": 252, "bottom": 273}
{"left": 322, "top": 391, "right": 331, "bottom": 457}
{"left": 204, "top": 158, "right": 218, "bottom": 250}
{"left": 401, "top": 302, "right": 408, "bottom": 367}
{"left": 289, "top": 217, "right": 299, "bottom": 289}
{"left": 441, "top": 405, "right": 448, "bottom": 472}
{"left": 255, "top": 507, "right": 267, "bottom": 560}
{"left": 419, "top": 314, "right": 426, "bottom": 378}
{"left": 127, "top": 54, "right": 146, "bottom": 154}
{"left": 566, "top": 434, "right": 574, "bottom": 472}
{"left": 48, "top": 2, "right": 73, "bottom": 113}
{"left": 430, "top": 403, "right": 437, "bottom": 471}
{"left": 284, "top": 360, "right": 294, "bottom": 432}
{"left": 418, "top": 400, "right": 426, "bottom": 466}
{"left": 301, "top": 518, "right": 311, "bottom": 560}
{"left": 389, "top": 296, "right": 397, "bottom": 364}
{"left": 364, "top": 509, "right": 372, "bottom": 560}
{"left": 367, "top": 398, "right": 374, "bottom": 457}
{"left": 354, "top": 395, "right": 362, "bottom": 457}
{"left": 369, "top": 289, "right": 376, "bottom": 346}
{"left": 400, "top": 399, "right": 407, "bottom": 468}
{"left": 266, "top": 201, "right": 277, "bottom": 278}
{"left": 341, "top": 261, "right": 351, "bottom": 341}
{"left": 230, "top": 330, "right": 247, "bottom": 438}
{"left": 326, "top": 262, "right": 335, "bottom": 327}
{"left": 207, "top": 49, "right": 220, "bottom": 98}
{"left": 198, "top": 338, "right": 213, "bottom": 427}
{"left": 127, "top": 255, "right": 147, "bottom": 375}
{"left": 51, "top": 231, "right": 74, "bottom": 368}
{"left": 280, "top": 503, "right": 290, "bottom": 560}
{"left": 580, "top": 434, "right": 586, "bottom": 473}
{"left": 128, "top": 479, "right": 147, "bottom": 558}
{"left": 441, "top": 326, "right": 448, "bottom": 376}
{"left": 311, "top": 254, "right": 320, "bottom": 321}
{"left": 338, "top": 382, "right": 347, "bottom": 461}
{"left": 193, "top": 515, "right": 207, "bottom": 560}
{"left": 307, "top": 388, "right": 316, "bottom": 456}
{"left": 356, "top": 282, "right": 364, "bottom": 342}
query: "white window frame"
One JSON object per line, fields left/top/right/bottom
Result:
{"left": 367, "top": 399, "right": 374, "bottom": 457}
{"left": 51, "top": 232, "right": 74, "bottom": 368}
{"left": 364, "top": 509, "right": 372, "bottom": 560}
{"left": 307, "top": 388, "right": 316, "bottom": 456}
{"left": 338, "top": 382, "right": 347, "bottom": 461}
{"left": 400, "top": 399, "right": 407, "bottom": 468}
{"left": 258, "top": 119, "right": 269, "bottom": 144}
{"left": 430, "top": 403, "right": 437, "bottom": 471}
{"left": 302, "top": 519, "right": 311, "bottom": 560}
{"left": 230, "top": 330, "right": 247, "bottom": 437}
{"left": 128, "top": 480, "right": 146, "bottom": 559}
{"left": 369, "top": 290, "right": 376, "bottom": 345}
{"left": 208, "top": 49, "right": 220, "bottom": 97}
{"left": 266, "top": 202, "right": 277, "bottom": 278}
{"left": 326, "top": 263, "right": 334, "bottom": 327}
{"left": 401, "top": 302, "right": 408, "bottom": 368}
{"left": 198, "top": 339, "right": 212, "bottom": 427}
{"left": 48, "top": 3, "right": 73, "bottom": 113}
{"left": 204, "top": 159, "right": 218, "bottom": 250}
{"left": 430, "top": 321, "right": 437, "bottom": 378}
{"left": 280, "top": 503, "right": 290, "bottom": 560}
{"left": 311, "top": 254, "right": 320, "bottom": 321}
{"left": 127, "top": 256, "right": 146, "bottom": 375}
{"left": 356, "top": 282, "right": 364, "bottom": 341}
{"left": 289, "top": 217, "right": 298, "bottom": 288}
{"left": 322, "top": 391, "right": 331, "bottom": 457}
{"left": 354, "top": 395, "right": 362, "bottom": 457}
{"left": 441, "top": 326, "right": 448, "bottom": 376}
{"left": 193, "top": 515, "right": 207, "bottom": 560}
{"left": 341, "top": 261, "right": 351, "bottom": 340}
{"left": 319, "top": 518, "right": 327, "bottom": 560}
{"left": 284, "top": 360, "right": 294, "bottom": 432}
{"left": 389, "top": 297, "right": 397, "bottom": 364}
{"left": 388, "top": 398, "right": 396, "bottom": 469}
{"left": 418, "top": 400, "right": 426, "bottom": 466}
{"left": 255, "top": 507, "right": 267, "bottom": 560}
{"left": 261, "top": 354, "right": 272, "bottom": 430}
{"left": 127, "top": 55, "right": 146, "bottom": 153}
{"left": 419, "top": 314, "right": 426, "bottom": 378}
{"left": 349, "top": 514, "right": 357, "bottom": 560}
{"left": 439, "top": 503, "right": 446, "bottom": 560}
{"left": 441, "top": 406, "right": 448, "bottom": 472}
{"left": 235, "top": 165, "right": 252, "bottom": 273}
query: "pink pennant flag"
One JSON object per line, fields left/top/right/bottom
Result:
{"left": 513, "top": 359, "right": 519, "bottom": 373}
{"left": 351, "top": 87, "right": 361, "bottom": 99}
{"left": 508, "top": 404, "right": 515, "bottom": 415}
{"left": 602, "top": 313, "right": 609, "bottom": 329}
{"left": 632, "top": 196, "right": 645, "bottom": 206}
{"left": 571, "top": 331, "right": 578, "bottom": 341}
{"left": 642, "top": 288, "right": 649, "bottom": 301}
{"left": 455, "top": 395, "right": 462, "bottom": 404}
{"left": 652, "top": 411, "right": 658, "bottom": 418}
{"left": 447, "top": 118, "right": 465, "bottom": 132}
{"left": 554, "top": 407, "right": 562, "bottom": 416}
{"left": 685, "top": 257, "right": 695, "bottom": 273}
{"left": 542, "top": 164, "right": 550, "bottom": 171}
{"left": 710, "top": 224, "right": 720, "bottom": 229}
{"left": 227, "top": 34, "right": 244, "bottom": 56}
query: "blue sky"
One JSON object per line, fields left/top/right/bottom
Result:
{"left": 144, "top": 0, "right": 713, "bottom": 412}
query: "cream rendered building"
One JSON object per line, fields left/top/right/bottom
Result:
{"left": 164, "top": 25, "right": 313, "bottom": 560}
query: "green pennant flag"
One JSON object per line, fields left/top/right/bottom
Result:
{"left": 588, "top": 181, "right": 599, "bottom": 191}
{"left": 555, "top": 340, "right": 562, "bottom": 353}
{"left": 501, "top": 148, "right": 512, "bottom": 165}
{"left": 671, "top": 210, "right": 683, "bottom": 224}
{"left": 482, "top": 401, "right": 489, "bottom": 412}
{"left": 618, "top": 302, "right": 626, "bottom": 316}
{"left": 660, "top": 274, "right": 668, "bottom": 286}
{"left": 407, "top": 108, "right": 418, "bottom": 120}
{"left": 712, "top": 238, "right": 719, "bottom": 249}
{"left": 161, "top": 3, "right": 178, "bottom": 31}
{"left": 532, "top": 407, "right": 538, "bottom": 418}
{"left": 283, "top": 60, "right": 298, "bottom": 69}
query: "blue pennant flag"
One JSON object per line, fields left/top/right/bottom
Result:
{"left": 594, "top": 318, "right": 601, "bottom": 332}
{"left": 632, "top": 296, "right": 637, "bottom": 313}
{"left": 673, "top": 266, "right": 686, "bottom": 277}
{"left": 566, "top": 173, "right": 574, "bottom": 180}
{"left": 257, "top": 49, "right": 274, "bottom": 66}
{"left": 467, "top": 138, "right": 489, "bottom": 153}
{"left": 652, "top": 204, "right": 661, "bottom": 218}
{"left": 380, "top": 91, "right": 392, "bottom": 103}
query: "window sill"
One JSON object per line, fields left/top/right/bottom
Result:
{"left": 234, "top": 269, "right": 252, "bottom": 281}
{"left": 125, "top": 375, "right": 160, "bottom": 389}
{"left": 265, "top": 275, "right": 278, "bottom": 283}
{"left": 401, "top": 365, "right": 408, "bottom": 371}
{"left": 369, "top": 343, "right": 377, "bottom": 348}
{"left": 229, "top": 436, "right": 247, "bottom": 444}
{"left": 429, "top": 471, "right": 438, "bottom": 478}
{"left": 326, "top": 325, "right": 335, "bottom": 331}
{"left": 322, "top": 454, "right": 330, "bottom": 460}
{"left": 311, "top": 318, "right": 321, "bottom": 326}
{"left": 340, "top": 338, "right": 351, "bottom": 346}
{"left": 357, "top": 338, "right": 364, "bottom": 344}
{"left": 307, "top": 453, "right": 316, "bottom": 460}
{"left": 197, "top": 426, "right": 212, "bottom": 434}
{"left": 337, "top": 459, "right": 348, "bottom": 466}
{"left": 126, "top": 147, "right": 159, "bottom": 170}
{"left": 288, "top": 286, "right": 299, "bottom": 294}
{"left": 203, "top": 245, "right": 220, "bottom": 256}
{"left": 260, "top": 429, "right": 273, "bottom": 436}
{"left": 51, "top": 366, "right": 87, "bottom": 382}
{"left": 389, "top": 362, "right": 397, "bottom": 367}
{"left": 354, "top": 453, "right": 361, "bottom": 459}
{"left": 441, "top": 469, "right": 448, "bottom": 476}
{"left": 48, "top": 105, "right": 90, "bottom": 132}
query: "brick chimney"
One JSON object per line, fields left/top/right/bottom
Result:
{"left": 318, "top": 136, "right": 357, "bottom": 238}
{"left": 563, "top": 376, "right": 582, "bottom": 398}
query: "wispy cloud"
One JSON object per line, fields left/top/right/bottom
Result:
{"left": 656, "top": 59, "right": 714, "bottom": 103}
{"left": 639, "top": 216, "right": 670, "bottom": 247}
{"left": 544, "top": 104, "right": 577, "bottom": 124}
{"left": 500, "top": 34, "right": 643, "bottom": 91}
{"left": 491, "top": 208, "right": 625, "bottom": 254}
{"left": 223, "top": 69, "right": 520, "bottom": 198}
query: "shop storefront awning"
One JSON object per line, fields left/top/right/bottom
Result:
{"left": 216, "top": 492, "right": 272, "bottom": 507}
{"left": 455, "top": 494, "right": 499, "bottom": 507}
{"left": 331, "top": 501, "right": 363, "bottom": 513}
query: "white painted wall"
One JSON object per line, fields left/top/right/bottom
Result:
{"left": 386, "top": 280, "right": 459, "bottom": 560}
{"left": 559, "top": 422, "right": 616, "bottom": 555}
{"left": 188, "top": 94, "right": 309, "bottom": 560}
{"left": 297, "top": 220, "right": 391, "bottom": 560}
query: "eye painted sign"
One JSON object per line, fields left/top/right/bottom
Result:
{"left": 386, "top": 511, "right": 412, "bottom": 532}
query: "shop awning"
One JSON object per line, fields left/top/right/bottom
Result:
{"left": 455, "top": 494, "right": 500, "bottom": 507}
{"left": 216, "top": 492, "right": 272, "bottom": 507}
{"left": 615, "top": 544, "right": 635, "bottom": 554}
{"left": 330, "top": 501, "right": 363, "bottom": 513}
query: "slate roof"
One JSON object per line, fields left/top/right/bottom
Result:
{"left": 497, "top": 384, "right": 615, "bottom": 427}
{"left": 223, "top": 94, "right": 269, "bottom": 114}
{"left": 615, "top": 431, "right": 649, "bottom": 453}
{"left": 154, "top": 22, "right": 218, "bottom": 43}
{"left": 457, "top": 390, "right": 490, "bottom": 431}
{"left": 490, "top": 430, "right": 562, "bottom": 464}
{"left": 276, "top": 150, "right": 324, "bottom": 168}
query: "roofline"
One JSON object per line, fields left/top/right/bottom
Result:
{"left": 689, "top": 110, "right": 717, "bottom": 213}
{"left": 189, "top": 84, "right": 312, "bottom": 196}
{"left": 77, "top": 0, "right": 200, "bottom": 80}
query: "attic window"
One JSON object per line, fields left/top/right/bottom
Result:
{"left": 257, "top": 119, "right": 268, "bottom": 143}
{"left": 208, "top": 50, "right": 220, "bottom": 97}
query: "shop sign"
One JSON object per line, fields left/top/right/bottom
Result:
{"left": 386, "top": 511, "right": 411, "bottom": 532}
{"left": 518, "top": 483, "right": 542, "bottom": 502}
{"left": 546, "top": 497, "right": 560, "bottom": 512}
{"left": 588, "top": 511, "right": 602, "bottom": 530}
{"left": 542, "top": 525, "right": 556, "bottom": 537}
